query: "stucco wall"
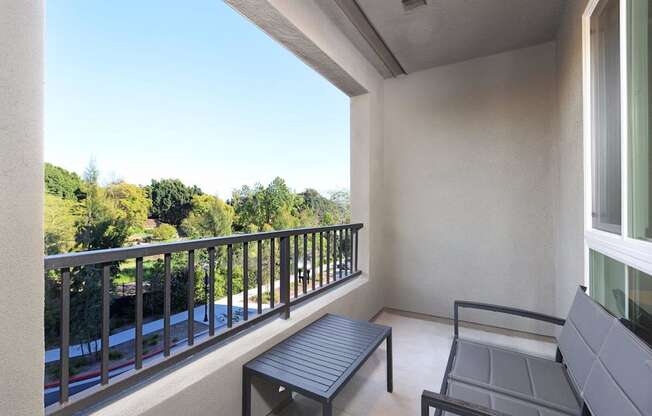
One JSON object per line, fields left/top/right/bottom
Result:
{"left": 382, "top": 43, "right": 559, "bottom": 334}
{"left": 0, "top": 1, "right": 45, "bottom": 415}
{"left": 553, "top": 0, "right": 588, "bottom": 320}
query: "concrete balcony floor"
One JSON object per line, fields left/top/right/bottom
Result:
{"left": 273, "top": 310, "right": 557, "bottom": 416}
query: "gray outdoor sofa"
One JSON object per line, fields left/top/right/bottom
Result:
{"left": 421, "top": 288, "right": 652, "bottom": 416}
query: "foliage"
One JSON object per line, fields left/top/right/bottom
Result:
{"left": 147, "top": 179, "right": 203, "bottom": 226}
{"left": 105, "top": 182, "right": 151, "bottom": 232}
{"left": 44, "top": 162, "right": 82, "bottom": 200}
{"left": 300, "top": 188, "right": 350, "bottom": 225}
{"left": 42, "top": 161, "right": 352, "bottom": 358}
{"left": 180, "top": 194, "right": 234, "bottom": 238}
{"left": 75, "top": 161, "right": 130, "bottom": 251}
{"left": 44, "top": 194, "right": 79, "bottom": 255}
{"left": 231, "top": 177, "right": 301, "bottom": 231}
{"left": 151, "top": 223, "right": 178, "bottom": 241}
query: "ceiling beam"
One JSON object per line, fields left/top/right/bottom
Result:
{"left": 333, "top": 0, "right": 406, "bottom": 77}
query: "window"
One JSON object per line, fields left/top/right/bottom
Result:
{"left": 590, "top": 250, "right": 652, "bottom": 345}
{"left": 629, "top": 0, "right": 652, "bottom": 241}
{"left": 584, "top": 0, "right": 652, "bottom": 345}
{"left": 591, "top": 0, "right": 622, "bottom": 233}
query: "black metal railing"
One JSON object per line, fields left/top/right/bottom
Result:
{"left": 44, "top": 223, "right": 363, "bottom": 415}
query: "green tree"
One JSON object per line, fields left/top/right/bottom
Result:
{"left": 44, "top": 194, "right": 79, "bottom": 255}
{"left": 180, "top": 194, "right": 234, "bottom": 238}
{"left": 148, "top": 179, "right": 203, "bottom": 226}
{"left": 44, "top": 162, "right": 82, "bottom": 200}
{"left": 231, "top": 177, "right": 300, "bottom": 231}
{"left": 106, "top": 182, "right": 151, "bottom": 232}
{"left": 75, "top": 161, "right": 130, "bottom": 251}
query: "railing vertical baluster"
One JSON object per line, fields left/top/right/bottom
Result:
{"left": 279, "top": 236, "right": 290, "bottom": 319}
{"left": 257, "top": 240, "right": 262, "bottom": 315}
{"left": 208, "top": 247, "right": 215, "bottom": 336}
{"left": 163, "top": 253, "right": 171, "bottom": 356}
{"left": 187, "top": 250, "right": 195, "bottom": 345}
{"left": 59, "top": 267, "right": 70, "bottom": 403}
{"left": 347, "top": 228, "right": 352, "bottom": 274}
{"left": 243, "top": 242, "right": 249, "bottom": 321}
{"left": 101, "top": 264, "right": 110, "bottom": 385}
{"left": 311, "top": 233, "right": 316, "bottom": 291}
{"left": 302, "top": 233, "right": 308, "bottom": 294}
{"left": 339, "top": 229, "right": 344, "bottom": 278}
{"left": 326, "top": 231, "right": 331, "bottom": 284}
{"left": 270, "top": 239, "right": 275, "bottom": 309}
{"left": 293, "top": 235, "right": 299, "bottom": 298}
{"left": 319, "top": 232, "right": 323, "bottom": 287}
{"left": 354, "top": 229, "right": 359, "bottom": 272}
{"left": 135, "top": 257, "right": 144, "bottom": 369}
{"left": 334, "top": 230, "right": 339, "bottom": 280}
{"left": 227, "top": 244, "right": 233, "bottom": 327}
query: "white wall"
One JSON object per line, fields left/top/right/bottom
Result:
{"left": 553, "top": 0, "right": 588, "bottom": 319}
{"left": 0, "top": 1, "right": 45, "bottom": 415}
{"left": 382, "top": 43, "right": 559, "bottom": 334}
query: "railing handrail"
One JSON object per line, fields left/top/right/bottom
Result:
{"left": 45, "top": 223, "right": 363, "bottom": 270}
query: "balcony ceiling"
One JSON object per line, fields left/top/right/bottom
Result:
{"left": 317, "top": 0, "right": 565, "bottom": 77}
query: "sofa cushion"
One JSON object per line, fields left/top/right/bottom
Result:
{"left": 449, "top": 339, "right": 580, "bottom": 415}
{"left": 558, "top": 288, "right": 617, "bottom": 392}
{"left": 443, "top": 380, "right": 575, "bottom": 416}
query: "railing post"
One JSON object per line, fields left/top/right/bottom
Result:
{"left": 101, "top": 264, "right": 110, "bottom": 385}
{"left": 59, "top": 267, "right": 70, "bottom": 403}
{"left": 279, "top": 236, "right": 290, "bottom": 319}
{"left": 187, "top": 250, "right": 195, "bottom": 345}
{"left": 243, "top": 242, "right": 248, "bottom": 321}
{"left": 354, "top": 229, "right": 359, "bottom": 272}
{"left": 135, "top": 257, "right": 144, "bottom": 368}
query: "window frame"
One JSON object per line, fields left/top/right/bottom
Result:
{"left": 582, "top": 0, "right": 652, "bottom": 288}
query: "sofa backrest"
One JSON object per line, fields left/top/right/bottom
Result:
{"left": 558, "top": 288, "right": 616, "bottom": 392}
{"left": 559, "top": 288, "right": 652, "bottom": 416}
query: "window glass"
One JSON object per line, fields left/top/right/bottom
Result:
{"left": 627, "top": 267, "right": 652, "bottom": 345}
{"left": 590, "top": 250, "right": 652, "bottom": 345}
{"left": 591, "top": 0, "right": 622, "bottom": 233}
{"left": 590, "top": 250, "right": 626, "bottom": 316}
{"left": 629, "top": 0, "right": 652, "bottom": 241}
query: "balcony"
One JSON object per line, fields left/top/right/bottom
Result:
{"left": 2, "top": 0, "right": 652, "bottom": 415}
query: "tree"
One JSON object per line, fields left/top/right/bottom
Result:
{"left": 231, "top": 177, "right": 300, "bottom": 231}
{"left": 180, "top": 194, "right": 234, "bottom": 238}
{"left": 44, "top": 162, "right": 82, "bottom": 200}
{"left": 44, "top": 194, "right": 79, "bottom": 255}
{"left": 75, "top": 161, "right": 130, "bottom": 251}
{"left": 148, "top": 179, "right": 203, "bottom": 226}
{"left": 105, "top": 182, "right": 151, "bottom": 231}
{"left": 151, "top": 223, "right": 178, "bottom": 241}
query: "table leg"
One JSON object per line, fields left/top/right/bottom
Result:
{"left": 242, "top": 368, "right": 251, "bottom": 416}
{"left": 387, "top": 333, "right": 393, "bottom": 393}
{"left": 323, "top": 402, "right": 333, "bottom": 416}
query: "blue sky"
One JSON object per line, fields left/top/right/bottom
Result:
{"left": 45, "top": 1, "right": 350, "bottom": 199}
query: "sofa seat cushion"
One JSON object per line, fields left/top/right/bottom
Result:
{"left": 443, "top": 380, "right": 577, "bottom": 416}
{"left": 449, "top": 339, "right": 580, "bottom": 415}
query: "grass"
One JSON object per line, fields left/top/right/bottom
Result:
{"left": 114, "top": 258, "right": 160, "bottom": 284}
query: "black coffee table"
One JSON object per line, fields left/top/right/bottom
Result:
{"left": 242, "top": 313, "right": 392, "bottom": 416}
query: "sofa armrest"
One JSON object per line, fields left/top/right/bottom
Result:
{"left": 454, "top": 301, "right": 565, "bottom": 337}
{"left": 421, "top": 390, "right": 510, "bottom": 416}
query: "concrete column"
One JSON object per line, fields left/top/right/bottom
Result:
{"left": 0, "top": 1, "right": 45, "bottom": 415}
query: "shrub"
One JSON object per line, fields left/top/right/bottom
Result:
{"left": 151, "top": 223, "right": 178, "bottom": 241}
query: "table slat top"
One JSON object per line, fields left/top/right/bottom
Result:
{"left": 245, "top": 314, "right": 391, "bottom": 400}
